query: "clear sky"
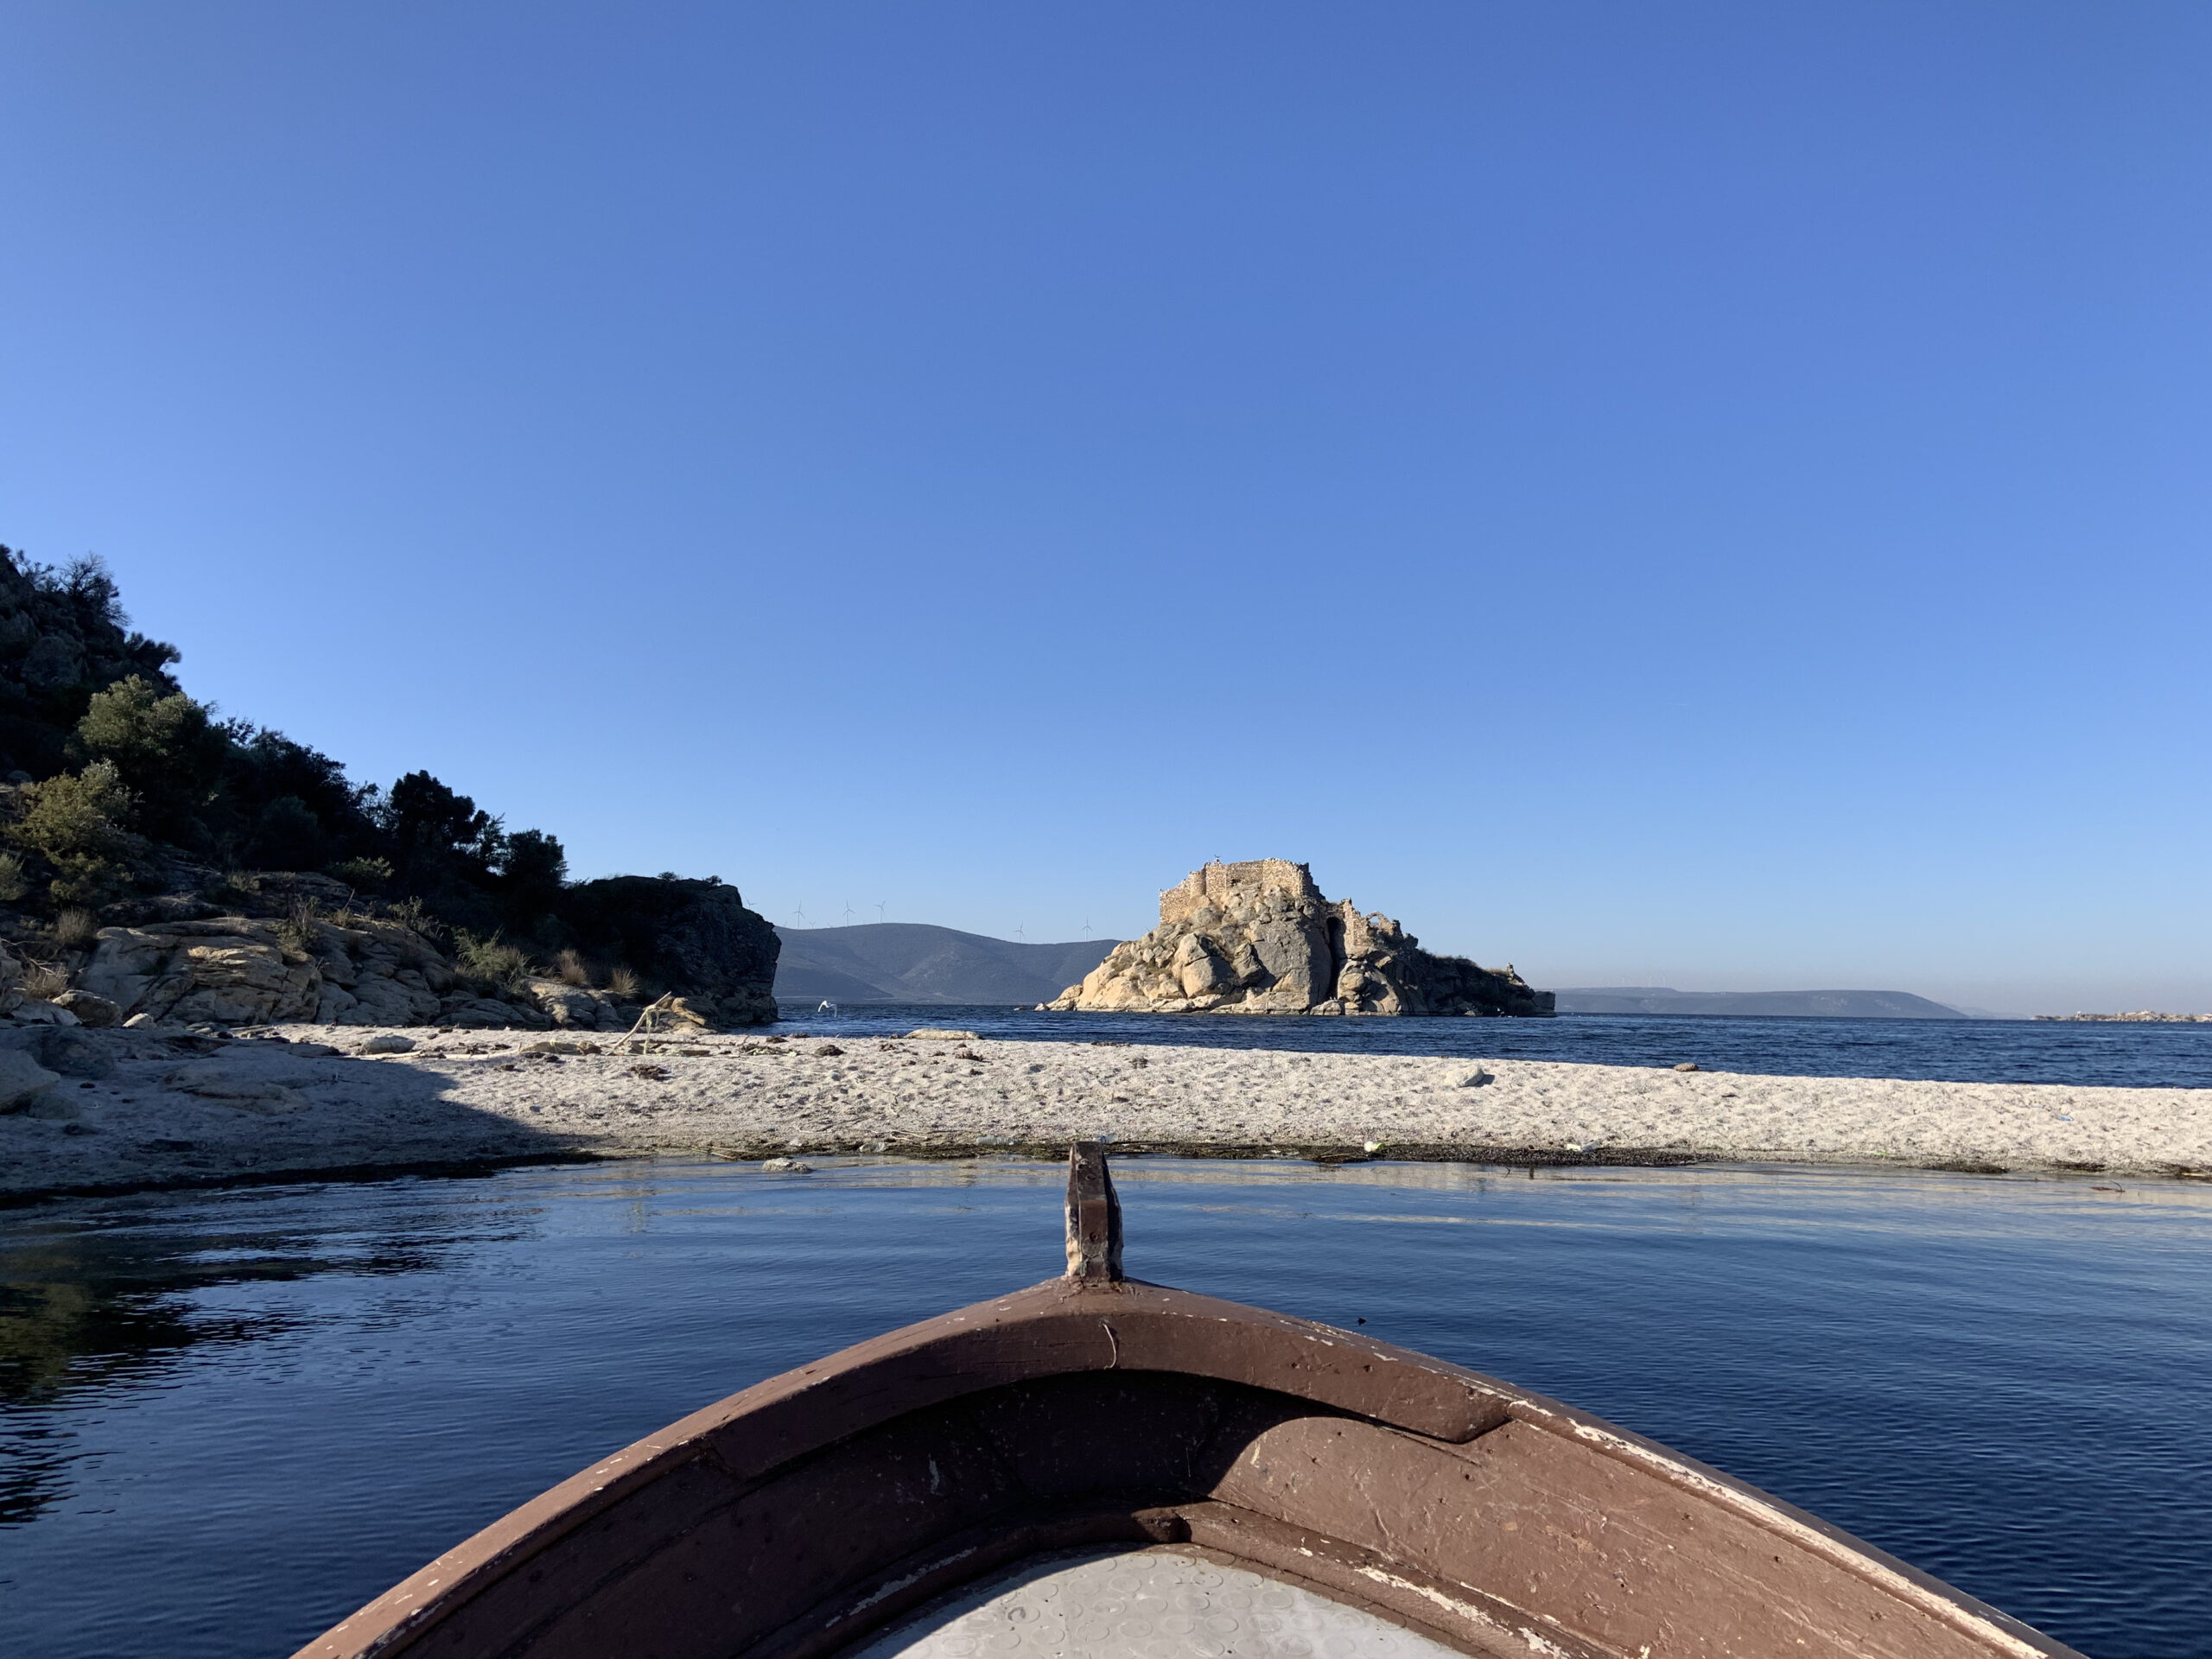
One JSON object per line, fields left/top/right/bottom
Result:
{"left": 3, "top": 3, "right": 2207, "bottom": 1014}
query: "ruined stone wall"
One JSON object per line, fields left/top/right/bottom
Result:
{"left": 1158, "top": 859, "right": 1320, "bottom": 929}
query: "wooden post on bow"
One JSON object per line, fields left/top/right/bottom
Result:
{"left": 1064, "top": 1141, "right": 1123, "bottom": 1282}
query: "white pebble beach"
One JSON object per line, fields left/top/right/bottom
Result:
{"left": 4, "top": 1023, "right": 2210, "bottom": 1200}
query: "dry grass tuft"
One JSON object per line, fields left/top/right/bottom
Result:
{"left": 556, "top": 948, "right": 590, "bottom": 987}
{"left": 456, "top": 932, "right": 534, "bottom": 995}
{"left": 607, "top": 964, "right": 642, "bottom": 999}
{"left": 388, "top": 896, "right": 442, "bottom": 941}
{"left": 276, "top": 897, "right": 321, "bottom": 951}
{"left": 54, "top": 907, "right": 100, "bottom": 949}
{"left": 21, "top": 961, "right": 69, "bottom": 1000}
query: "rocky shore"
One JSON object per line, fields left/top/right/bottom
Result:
{"left": 5, "top": 1023, "right": 2208, "bottom": 1203}
{"left": 0, "top": 869, "right": 775, "bottom": 1036}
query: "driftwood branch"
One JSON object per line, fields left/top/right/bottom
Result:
{"left": 618, "top": 992, "right": 679, "bottom": 1052}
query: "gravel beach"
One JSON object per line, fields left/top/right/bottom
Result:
{"left": 5, "top": 1023, "right": 2210, "bottom": 1201}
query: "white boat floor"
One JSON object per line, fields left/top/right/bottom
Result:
{"left": 848, "top": 1548, "right": 1468, "bottom": 1659}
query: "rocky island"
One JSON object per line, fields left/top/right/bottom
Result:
{"left": 1047, "top": 859, "right": 1551, "bottom": 1016}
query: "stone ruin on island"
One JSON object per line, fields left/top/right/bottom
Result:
{"left": 1046, "top": 859, "right": 1552, "bottom": 1017}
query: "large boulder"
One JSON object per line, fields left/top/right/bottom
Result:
{"left": 555, "top": 876, "right": 779, "bottom": 1027}
{"left": 1048, "top": 859, "right": 1553, "bottom": 1018}
{"left": 441, "top": 995, "right": 553, "bottom": 1030}
{"left": 527, "top": 978, "right": 626, "bottom": 1031}
{"left": 52, "top": 988, "right": 120, "bottom": 1027}
{"left": 0, "top": 1046, "right": 60, "bottom": 1112}
{"left": 76, "top": 918, "right": 323, "bottom": 1026}
{"left": 6, "top": 1024, "right": 118, "bottom": 1078}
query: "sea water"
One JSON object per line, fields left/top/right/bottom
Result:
{"left": 3, "top": 1157, "right": 2208, "bottom": 1659}
{"left": 780, "top": 1004, "right": 2212, "bottom": 1089}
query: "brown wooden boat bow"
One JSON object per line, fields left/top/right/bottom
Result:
{"left": 298, "top": 1144, "right": 2083, "bottom": 1659}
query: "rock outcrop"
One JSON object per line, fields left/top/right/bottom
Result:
{"left": 74, "top": 912, "right": 520, "bottom": 1029}
{"left": 554, "top": 876, "right": 780, "bottom": 1029}
{"left": 8, "top": 869, "right": 781, "bottom": 1034}
{"left": 67, "top": 910, "right": 660, "bottom": 1032}
{"left": 1047, "top": 860, "right": 1552, "bottom": 1018}
{"left": 68, "top": 909, "right": 737, "bottom": 1033}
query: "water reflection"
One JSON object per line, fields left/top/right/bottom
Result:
{"left": 0, "top": 1179, "right": 536, "bottom": 1523}
{"left": 1, "top": 1157, "right": 2208, "bottom": 1659}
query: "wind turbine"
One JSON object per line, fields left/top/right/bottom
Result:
{"left": 841, "top": 900, "right": 857, "bottom": 927}
{"left": 1081, "top": 917, "right": 1092, "bottom": 938}
{"left": 1014, "top": 922, "right": 1026, "bottom": 940}
{"left": 875, "top": 900, "right": 888, "bottom": 923}
{"left": 791, "top": 904, "right": 808, "bottom": 927}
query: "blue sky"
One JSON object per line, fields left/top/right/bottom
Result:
{"left": 3, "top": 3, "right": 2207, "bottom": 1014}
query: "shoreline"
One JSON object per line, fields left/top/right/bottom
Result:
{"left": 3, "top": 1023, "right": 2209, "bottom": 1205}
{"left": 6, "top": 1142, "right": 2176, "bottom": 1213}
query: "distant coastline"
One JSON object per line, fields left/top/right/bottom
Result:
{"left": 772, "top": 923, "right": 1115, "bottom": 1007}
{"left": 1552, "top": 987, "right": 1967, "bottom": 1020}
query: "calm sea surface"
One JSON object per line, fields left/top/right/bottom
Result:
{"left": 3, "top": 1157, "right": 2209, "bottom": 1659}
{"left": 780, "top": 1003, "right": 2212, "bottom": 1089}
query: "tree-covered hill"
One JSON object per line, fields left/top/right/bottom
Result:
{"left": 0, "top": 545, "right": 775, "bottom": 1020}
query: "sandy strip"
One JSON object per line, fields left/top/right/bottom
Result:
{"left": 3, "top": 1023, "right": 2209, "bottom": 1201}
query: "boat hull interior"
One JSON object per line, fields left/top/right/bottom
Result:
{"left": 296, "top": 1276, "right": 2082, "bottom": 1659}
{"left": 847, "top": 1544, "right": 1468, "bottom": 1659}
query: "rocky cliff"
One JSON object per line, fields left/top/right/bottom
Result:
{"left": 555, "top": 876, "right": 779, "bottom": 1028}
{"left": 0, "top": 869, "right": 778, "bottom": 1035}
{"left": 1046, "top": 860, "right": 1552, "bottom": 1017}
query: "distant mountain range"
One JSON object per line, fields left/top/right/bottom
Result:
{"left": 773, "top": 924, "right": 1119, "bottom": 1006}
{"left": 774, "top": 931, "right": 1975, "bottom": 1020}
{"left": 1552, "top": 987, "right": 1968, "bottom": 1019}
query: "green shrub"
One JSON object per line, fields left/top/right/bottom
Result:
{"left": 5, "top": 761, "right": 145, "bottom": 906}
{"left": 73, "top": 675, "right": 226, "bottom": 843}
{"left": 0, "top": 852, "right": 27, "bottom": 905}
{"left": 245, "top": 794, "right": 327, "bottom": 870}
{"left": 325, "top": 855, "right": 393, "bottom": 892}
{"left": 455, "top": 931, "right": 533, "bottom": 995}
